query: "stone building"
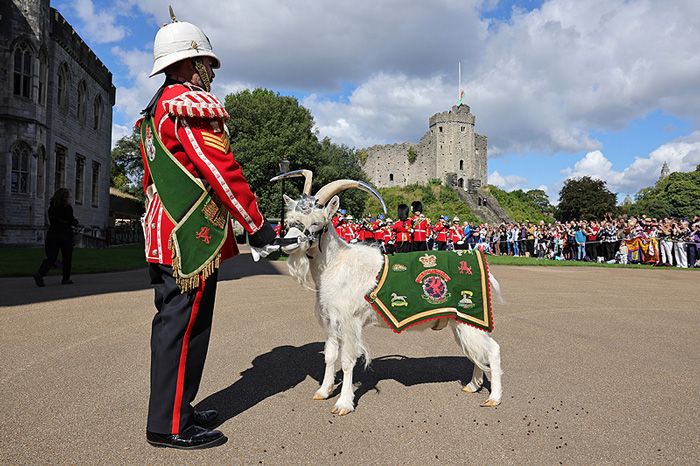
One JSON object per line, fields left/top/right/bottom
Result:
{"left": 362, "top": 103, "right": 487, "bottom": 190}
{"left": 0, "top": 0, "right": 115, "bottom": 245}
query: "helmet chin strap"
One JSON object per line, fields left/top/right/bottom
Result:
{"left": 193, "top": 58, "right": 211, "bottom": 92}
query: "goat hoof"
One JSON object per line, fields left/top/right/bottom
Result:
{"left": 337, "top": 408, "right": 353, "bottom": 416}
{"left": 312, "top": 393, "right": 327, "bottom": 400}
{"left": 330, "top": 406, "right": 339, "bottom": 414}
{"left": 462, "top": 384, "right": 478, "bottom": 393}
{"left": 481, "top": 399, "right": 500, "bottom": 407}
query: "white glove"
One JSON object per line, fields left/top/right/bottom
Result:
{"left": 251, "top": 244, "right": 281, "bottom": 262}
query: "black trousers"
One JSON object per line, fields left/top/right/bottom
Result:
{"left": 412, "top": 241, "right": 427, "bottom": 251}
{"left": 395, "top": 242, "right": 412, "bottom": 253}
{"left": 147, "top": 264, "right": 218, "bottom": 435}
{"left": 38, "top": 234, "right": 73, "bottom": 281}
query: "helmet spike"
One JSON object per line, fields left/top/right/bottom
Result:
{"left": 169, "top": 5, "right": 178, "bottom": 22}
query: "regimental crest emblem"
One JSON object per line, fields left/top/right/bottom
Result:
{"left": 392, "top": 264, "right": 407, "bottom": 272}
{"left": 458, "top": 290, "right": 475, "bottom": 309}
{"left": 390, "top": 293, "right": 408, "bottom": 307}
{"left": 415, "top": 268, "right": 451, "bottom": 304}
{"left": 145, "top": 125, "right": 156, "bottom": 161}
{"left": 418, "top": 254, "right": 437, "bottom": 268}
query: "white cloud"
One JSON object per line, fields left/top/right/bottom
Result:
{"left": 111, "top": 123, "right": 132, "bottom": 148}
{"left": 562, "top": 131, "right": 700, "bottom": 195}
{"left": 488, "top": 170, "right": 528, "bottom": 191}
{"left": 70, "top": 0, "right": 128, "bottom": 44}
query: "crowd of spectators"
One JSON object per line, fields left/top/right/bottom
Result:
{"left": 323, "top": 211, "right": 700, "bottom": 269}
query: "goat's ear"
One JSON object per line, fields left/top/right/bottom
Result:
{"left": 325, "top": 195, "right": 340, "bottom": 219}
{"left": 283, "top": 194, "right": 297, "bottom": 211}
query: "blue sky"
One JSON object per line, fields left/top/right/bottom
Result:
{"left": 56, "top": 0, "right": 700, "bottom": 202}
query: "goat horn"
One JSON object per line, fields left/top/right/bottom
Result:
{"left": 315, "top": 180, "right": 387, "bottom": 214}
{"left": 270, "top": 169, "right": 313, "bottom": 195}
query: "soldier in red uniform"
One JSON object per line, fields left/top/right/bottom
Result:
{"left": 383, "top": 218, "right": 395, "bottom": 254}
{"left": 410, "top": 201, "right": 429, "bottom": 251}
{"left": 449, "top": 217, "right": 466, "bottom": 249}
{"left": 138, "top": 12, "right": 276, "bottom": 450}
{"left": 433, "top": 217, "right": 449, "bottom": 250}
{"left": 393, "top": 204, "right": 412, "bottom": 253}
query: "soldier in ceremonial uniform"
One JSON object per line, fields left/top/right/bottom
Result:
{"left": 449, "top": 217, "right": 466, "bottom": 249}
{"left": 433, "top": 216, "right": 449, "bottom": 250}
{"left": 410, "top": 201, "right": 429, "bottom": 251}
{"left": 138, "top": 11, "right": 276, "bottom": 450}
{"left": 392, "top": 204, "right": 412, "bottom": 253}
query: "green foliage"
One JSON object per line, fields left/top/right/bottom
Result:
{"left": 110, "top": 127, "right": 144, "bottom": 199}
{"left": 407, "top": 146, "right": 418, "bottom": 164}
{"left": 357, "top": 149, "right": 369, "bottom": 165}
{"left": 364, "top": 183, "right": 479, "bottom": 223}
{"left": 225, "top": 88, "right": 367, "bottom": 217}
{"left": 630, "top": 168, "right": 700, "bottom": 218}
{"left": 556, "top": 176, "right": 617, "bottom": 221}
{"left": 488, "top": 186, "right": 554, "bottom": 223}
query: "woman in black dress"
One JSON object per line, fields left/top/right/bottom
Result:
{"left": 33, "top": 188, "right": 79, "bottom": 286}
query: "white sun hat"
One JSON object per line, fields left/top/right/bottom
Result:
{"left": 150, "top": 17, "right": 220, "bottom": 77}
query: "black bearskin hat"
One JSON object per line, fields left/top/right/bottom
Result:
{"left": 397, "top": 203, "right": 409, "bottom": 221}
{"left": 411, "top": 201, "right": 423, "bottom": 214}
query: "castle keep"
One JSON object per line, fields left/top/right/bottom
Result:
{"left": 362, "top": 104, "right": 487, "bottom": 190}
{"left": 0, "top": 0, "right": 115, "bottom": 245}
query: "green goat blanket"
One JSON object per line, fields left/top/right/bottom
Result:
{"left": 365, "top": 250, "right": 493, "bottom": 333}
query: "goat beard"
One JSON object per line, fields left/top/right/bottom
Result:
{"left": 287, "top": 251, "right": 315, "bottom": 290}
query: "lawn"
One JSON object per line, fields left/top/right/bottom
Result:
{"left": 0, "top": 243, "right": 147, "bottom": 277}
{"left": 485, "top": 254, "right": 698, "bottom": 270}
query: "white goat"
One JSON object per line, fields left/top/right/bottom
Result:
{"left": 272, "top": 170, "right": 503, "bottom": 416}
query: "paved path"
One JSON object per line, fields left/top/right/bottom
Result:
{"left": 1, "top": 252, "right": 698, "bottom": 464}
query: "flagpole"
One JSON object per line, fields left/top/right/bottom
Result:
{"left": 458, "top": 61, "right": 461, "bottom": 102}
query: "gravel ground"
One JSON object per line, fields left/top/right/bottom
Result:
{"left": 1, "top": 249, "right": 698, "bottom": 465}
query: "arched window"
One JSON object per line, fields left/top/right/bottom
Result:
{"left": 77, "top": 80, "right": 88, "bottom": 122}
{"left": 459, "top": 159, "right": 464, "bottom": 171}
{"left": 11, "top": 142, "right": 31, "bottom": 194}
{"left": 93, "top": 95, "right": 103, "bottom": 130}
{"left": 57, "top": 63, "right": 69, "bottom": 110}
{"left": 458, "top": 178, "right": 464, "bottom": 189}
{"left": 37, "top": 145, "right": 46, "bottom": 197}
{"left": 13, "top": 42, "right": 33, "bottom": 98}
{"left": 389, "top": 173, "right": 394, "bottom": 182}
{"left": 38, "top": 52, "right": 48, "bottom": 106}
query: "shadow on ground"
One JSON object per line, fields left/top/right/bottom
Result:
{"left": 0, "top": 252, "right": 284, "bottom": 307}
{"left": 197, "top": 342, "right": 474, "bottom": 425}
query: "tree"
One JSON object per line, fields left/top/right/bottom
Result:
{"left": 110, "top": 127, "right": 143, "bottom": 199}
{"left": 225, "top": 88, "right": 368, "bottom": 217}
{"left": 631, "top": 167, "right": 700, "bottom": 218}
{"left": 556, "top": 176, "right": 617, "bottom": 221}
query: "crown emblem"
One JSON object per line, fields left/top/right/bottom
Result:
{"left": 418, "top": 254, "right": 437, "bottom": 268}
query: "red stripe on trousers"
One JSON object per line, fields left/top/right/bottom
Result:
{"left": 171, "top": 280, "right": 205, "bottom": 434}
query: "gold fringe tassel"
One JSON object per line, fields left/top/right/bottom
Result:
{"left": 170, "top": 235, "right": 222, "bottom": 293}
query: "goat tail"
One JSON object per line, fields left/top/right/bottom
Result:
{"left": 488, "top": 271, "right": 505, "bottom": 304}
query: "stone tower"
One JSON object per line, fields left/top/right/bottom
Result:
{"left": 361, "top": 103, "right": 487, "bottom": 189}
{"left": 659, "top": 161, "right": 670, "bottom": 180}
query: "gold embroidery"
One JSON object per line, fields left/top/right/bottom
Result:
{"left": 202, "top": 198, "right": 228, "bottom": 229}
{"left": 201, "top": 131, "right": 230, "bottom": 153}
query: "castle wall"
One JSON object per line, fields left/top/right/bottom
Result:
{"left": 362, "top": 104, "right": 487, "bottom": 190}
{"left": 0, "top": 1, "right": 115, "bottom": 245}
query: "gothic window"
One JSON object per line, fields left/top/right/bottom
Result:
{"left": 55, "top": 145, "right": 67, "bottom": 189}
{"left": 57, "top": 63, "right": 69, "bottom": 110}
{"left": 13, "top": 42, "right": 33, "bottom": 98}
{"left": 91, "top": 161, "right": 100, "bottom": 207}
{"left": 459, "top": 160, "right": 464, "bottom": 171}
{"left": 38, "top": 52, "right": 48, "bottom": 106}
{"left": 11, "top": 142, "right": 31, "bottom": 194}
{"left": 75, "top": 155, "right": 85, "bottom": 205}
{"left": 37, "top": 145, "right": 46, "bottom": 197}
{"left": 77, "top": 81, "right": 88, "bottom": 122}
{"left": 93, "top": 95, "right": 103, "bottom": 130}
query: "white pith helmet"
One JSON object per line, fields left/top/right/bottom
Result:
{"left": 150, "top": 9, "right": 220, "bottom": 77}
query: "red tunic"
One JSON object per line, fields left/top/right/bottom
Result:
{"left": 411, "top": 215, "right": 429, "bottom": 242}
{"left": 449, "top": 226, "right": 465, "bottom": 243}
{"left": 433, "top": 223, "right": 448, "bottom": 242}
{"left": 139, "top": 83, "right": 266, "bottom": 266}
{"left": 392, "top": 220, "right": 412, "bottom": 243}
